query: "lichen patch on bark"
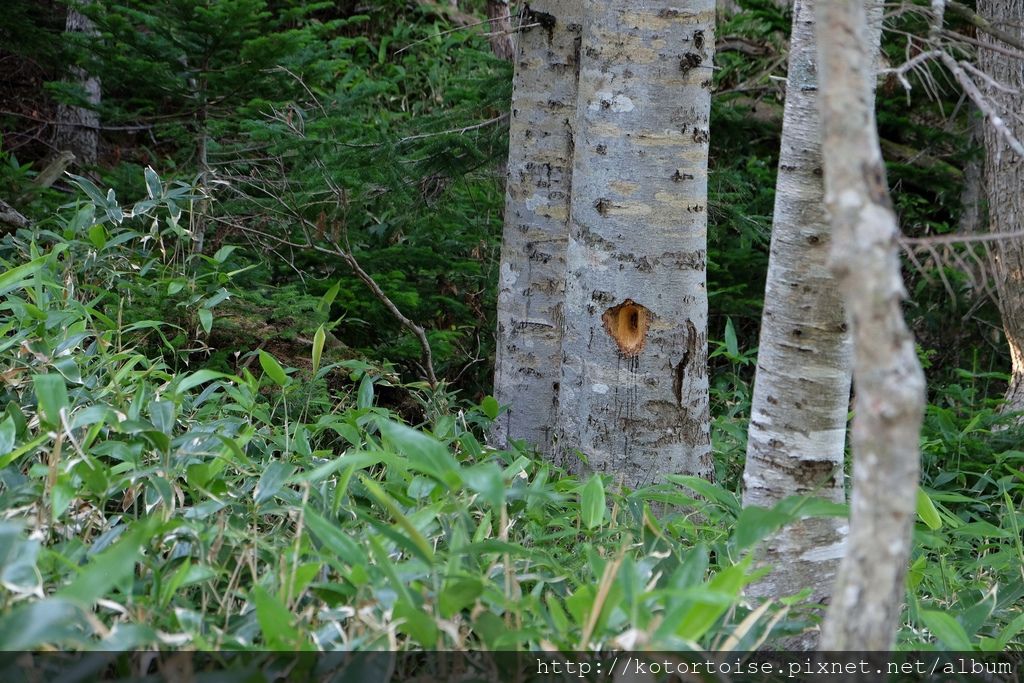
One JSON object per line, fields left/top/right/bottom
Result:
{"left": 602, "top": 299, "right": 651, "bottom": 357}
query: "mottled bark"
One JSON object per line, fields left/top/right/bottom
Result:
{"left": 556, "top": 2, "right": 715, "bottom": 487}
{"left": 493, "top": 1, "right": 582, "bottom": 452}
{"left": 977, "top": 0, "right": 1024, "bottom": 413}
{"left": 741, "top": 0, "right": 851, "bottom": 644}
{"left": 54, "top": 0, "right": 100, "bottom": 167}
{"left": 817, "top": 0, "right": 926, "bottom": 652}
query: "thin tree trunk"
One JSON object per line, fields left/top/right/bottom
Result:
{"left": 817, "top": 0, "right": 926, "bottom": 652}
{"left": 492, "top": 1, "right": 582, "bottom": 452}
{"left": 741, "top": 0, "right": 851, "bottom": 647}
{"left": 977, "top": 0, "right": 1024, "bottom": 413}
{"left": 556, "top": 2, "right": 715, "bottom": 487}
{"left": 54, "top": 0, "right": 101, "bottom": 167}
{"left": 486, "top": 0, "right": 516, "bottom": 62}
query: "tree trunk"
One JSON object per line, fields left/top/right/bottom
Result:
{"left": 817, "top": 0, "right": 926, "bottom": 652}
{"left": 486, "top": 0, "right": 516, "bottom": 62}
{"left": 977, "top": 0, "right": 1024, "bottom": 413}
{"left": 741, "top": 0, "right": 851, "bottom": 645}
{"left": 556, "top": 2, "right": 715, "bottom": 488}
{"left": 492, "top": 1, "right": 582, "bottom": 452}
{"left": 54, "top": 0, "right": 101, "bottom": 167}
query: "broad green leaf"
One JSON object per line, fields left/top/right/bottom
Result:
{"left": 480, "top": 395, "right": 500, "bottom": 420}
{"left": 377, "top": 418, "right": 461, "bottom": 488}
{"left": 0, "top": 416, "right": 14, "bottom": 455}
{"left": 254, "top": 461, "right": 296, "bottom": 506}
{"left": 251, "top": 585, "right": 302, "bottom": 649}
{"left": 359, "top": 475, "right": 434, "bottom": 562}
{"left": 0, "top": 434, "right": 48, "bottom": 469}
{"left": 33, "top": 374, "right": 68, "bottom": 428}
{"left": 724, "top": 317, "right": 739, "bottom": 357}
{"left": 174, "top": 369, "right": 238, "bottom": 395}
{"left": 312, "top": 324, "right": 326, "bottom": 375}
{"left": 732, "top": 504, "right": 791, "bottom": 551}
{"left": 0, "top": 598, "right": 87, "bottom": 649}
{"left": 394, "top": 599, "right": 438, "bottom": 646}
{"left": 58, "top": 521, "right": 152, "bottom": 605}
{"left": 439, "top": 577, "right": 483, "bottom": 618}
{"left": 198, "top": 308, "right": 213, "bottom": 334}
{"left": 0, "top": 254, "right": 47, "bottom": 297}
{"left": 212, "top": 245, "right": 237, "bottom": 263}
{"left": 357, "top": 373, "right": 374, "bottom": 409}
{"left": 580, "top": 475, "right": 606, "bottom": 530}
{"left": 318, "top": 281, "right": 340, "bottom": 314}
{"left": 921, "top": 610, "right": 974, "bottom": 650}
{"left": 259, "top": 350, "right": 289, "bottom": 386}
{"left": 916, "top": 489, "right": 943, "bottom": 530}
{"left": 674, "top": 559, "right": 750, "bottom": 641}
{"left": 304, "top": 507, "right": 367, "bottom": 567}
{"left": 88, "top": 224, "right": 107, "bottom": 249}
{"left": 143, "top": 165, "right": 162, "bottom": 199}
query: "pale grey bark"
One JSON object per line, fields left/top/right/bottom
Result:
{"left": 741, "top": 0, "right": 851, "bottom": 643}
{"left": 493, "top": 1, "right": 582, "bottom": 452}
{"left": 555, "top": 2, "right": 715, "bottom": 487}
{"left": 54, "top": 0, "right": 100, "bottom": 167}
{"left": 977, "top": 0, "right": 1024, "bottom": 413}
{"left": 817, "top": 0, "right": 927, "bottom": 652}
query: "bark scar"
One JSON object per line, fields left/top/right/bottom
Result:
{"left": 602, "top": 299, "right": 651, "bottom": 357}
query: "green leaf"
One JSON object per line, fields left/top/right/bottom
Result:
{"left": 0, "top": 416, "right": 14, "bottom": 455}
{"left": 174, "top": 369, "right": 238, "bottom": 395}
{"left": 480, "top": 395, "right": 500, "bottom": 420}
{"left": 0, "top": 598, "right": 87, "bottom": 649}
{"left": 377, "top": 418, "right": 461, "bottom": 488}
{"left": 251, "top": 585, "right": 302, "bottom": 649}
{"left": 254, "top": 461, "right": 296, "bottom": 506}
{"left": 143, "top": 165, "right": 162, "bottom": 199}
{"left": 212, "top": 245, "right": 237, "bottom": 263}
{"left": 394, "top": 599, "right": 438, "bottom": 646}
{"left": 580, "top": 475, "right": 606, "bottom": 530}
{"left": 0, "top": 254, "right": 47, "bottom": 297}
{"left": 0, "top": 434, "right": 48, "bottom": 469}
{"left": 304, "top": 506, "right": 367, "bottom": 567}
{"left": 921, "top": 609, "right": 974, "bottom": 650}
{"left": 732, "top": 504, "right": 791, "bottom": 551}
{"left": 357, "top": 373, "right": 374, "bottom": 409}
{"left": 312, "top": 324, "right": 326, "bottom": 375}
{"left": 439, "top": 578, "right": 483, "bottom": 618}
{"left": 359, "top": 475, "right": 434, "bottom": 562}
{"left": 258, "top": 350, "right": 290, "bottom": 386}
{"left": 198, "top": 308, "right": 213, "bottom": 334}
{"left": 724, "top": 316, "right": 739, "bottom": 358}
{"left": 87, "top": 224, "right": 107, "bottom": 249}
{"left": 916, "top": 489, "right": 943, "bottom": 530}
{"left": 33, "top": 374, "right": 68, "bottom": 428}
{"left": 58, "top": 521, "right": 153, "bottom": 605}
{"left": 318, "top": 281, "right": 340, "bottom": 314}
{"left": 674, "top": 559, "right": 750, "bottom": 641}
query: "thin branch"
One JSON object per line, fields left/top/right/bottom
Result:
{"left": 938, "top": 52, "right": 1024, "bottom": 157}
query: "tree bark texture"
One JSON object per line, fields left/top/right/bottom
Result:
{"left": 741, "top": 0, "right": 851, "bottom": 638}
{"left": 556, "top": 1, "right": 715, "bottom": 488}
{"left": 817, "top": 0, "right": 926, "bottom": 652}
{"left": 54, "top": 0, "right": 101, "bottom": 167}
{"left": 486, "top": 0, "right": 516, "bottom": 62}
{"left": 493, "top": 1, "right": 582, "bottom": 452}
{"left": 977, "top": 0, "right": 1024, "bottom": 412}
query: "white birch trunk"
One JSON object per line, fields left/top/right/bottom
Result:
{"left": 493, "top": 1, "right": 582, "bottom": 452}
{"left": 556, "top": 1, "right": 715, "bottom": 487}
{"left": 54, "top": 0, "right": 101, "bottom": 167}
{"left": 977, "top": 0, "right": 1024, "bottom": 413}
{"left": 817, "top": 0, "right": 927, "bottom": 651}
{"left": 741, "top": 0, "right": 852, "bottom": 639}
